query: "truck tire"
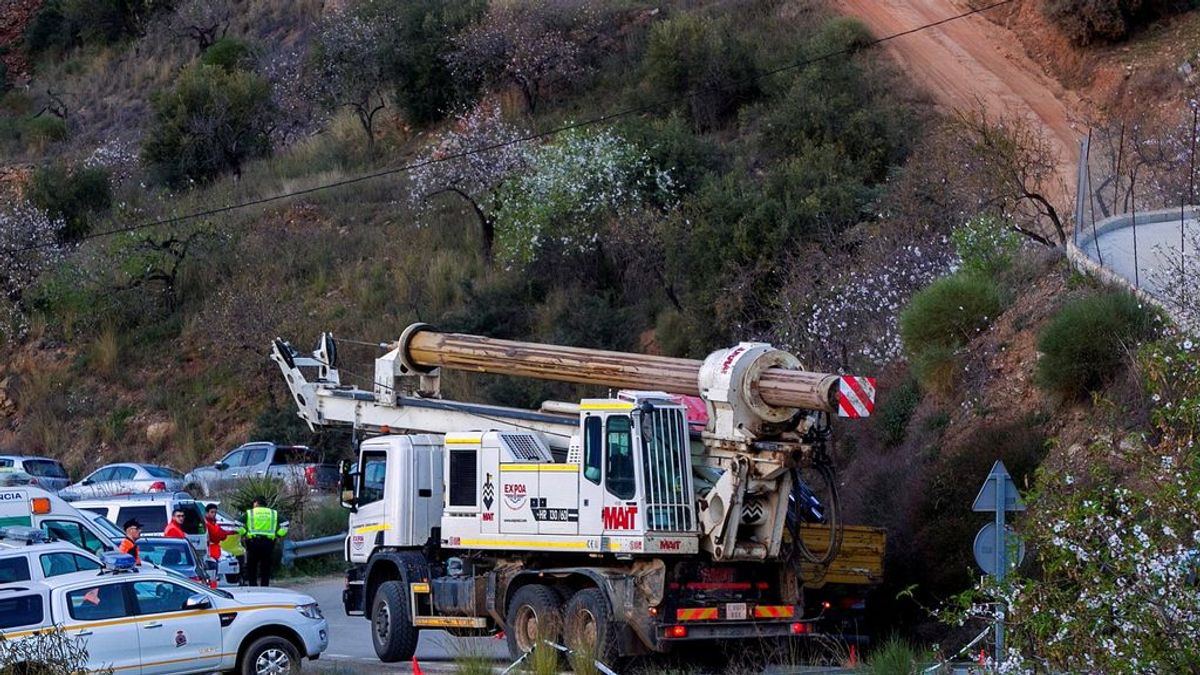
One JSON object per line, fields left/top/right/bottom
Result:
{"left": 563, "top": 588, "right": 620, "bottom": 667}
{"left": 240, "top": 635, "right": 300, "bottom": 675}
{"left": 505, "top": 584, "right": 563, "bottom": 660}
{"left": 371, "top": 580, "right": 419, "bottom": 662}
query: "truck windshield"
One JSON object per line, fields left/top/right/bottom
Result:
{"left": 639, "top": 404, "right": 693, "bottom": 531}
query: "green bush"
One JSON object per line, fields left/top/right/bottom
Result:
{"left": 1036, "top": 290, "right": 1158, "bottom": 399}
{"left": 1042, "top": 0, "right": 1194, "bottom": 45}
{"left": 200, "top": 37, "right": 254, "bottom": 73}
{"left": 642, "top": 13, "right": 758, "bottom": 131}
{"left": 26, "top": 164, "right": 112, "bottom": 242}
{"left": 23, "top": 0, "right": 75, "bottom": 55}
{"left": 367, "top": 0, "right": 484, "bottom": 125}
{"left": 142, "top": 64, "right": 275, "bottom": 187}
{"left": 952, "top": 214, "right": 1021, "bottom": 278}
{"left": 23, "top": 115, "right": 67, "bottom": 145}
{"left": 876, "top": 376, "right": 921, "bottom": 447}
{"left": 900, "top": 273, "right": 1006, "bottom": 353}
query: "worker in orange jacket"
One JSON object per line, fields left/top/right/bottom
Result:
{"left": 118, "top": 518, "right": 142, "bottom": 564}
{"left": 203, "top": 503, "right": 228, "bottom": 560}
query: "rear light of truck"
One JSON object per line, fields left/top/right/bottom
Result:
{"left": 790, "top": 622, "right": 812, "bottom": 635}
{"left": 666, "top": 625, "right": 688, "bottom": 638}
{"left": 149, "top": 481, "right": 167, "bottom": 492}
{"left": 305, "top": 466, "right": 317, "bottom": 487}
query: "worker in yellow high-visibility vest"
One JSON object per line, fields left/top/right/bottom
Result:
{"left": 237, "top": 496, "right": 288, "bottom": 587}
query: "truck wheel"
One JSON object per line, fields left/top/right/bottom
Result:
{"left": 371, "top": 580, "right": 419, "bottom": 662}
{"left": 563, "top": 588, "right": 620, "bottom": 667}
{"left": 505, "top": 584, "right": 563, "bottom": 660}
{"left": 240, "top": 636, "right": 300, "bottom": 675}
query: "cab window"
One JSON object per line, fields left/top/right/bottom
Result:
{"left": 605, "top": 416, "right": 635, "bottom": 500}
{"left": 0, "top": 594, "right": 43, "bottom": 628}
{"left": 41, "top": 520, "right": 107, "bottom": 554}
{"left": 221, "top": 450, "right": 246, "bottom": 467}
{"left": 40, "top": 552, "right": 101, "bottom": 578}
{"left": 359, "top": 451, "right": 387, "bottom": 506}
{"left": 131, "top": 580, "right": 195, "bottom": 615}
{"left": 583, "top": 416, "right": 602, "bottom": 484}
{"left": 180, "top": 503, "right": 206, "bottom": 535}
{"left": 244, "top": 447, "right": 269, "bottom": 465}
{"left": 116, "top": 506, "right": 167, "bottom": 533}
{"left": 0, "top": 556, "right": 31, "bottom": 583}
{"left": 67, "top": 583, "right": 128, "bottom": 621}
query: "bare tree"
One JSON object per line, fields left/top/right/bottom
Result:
{"left": 170, "top": 0, "right": 232, "bottom": 54}
{"left": 312, "top": 10, "right": 398, "bottom": 150}
{"left": 449, "top": 2, "right": 592, "bottom": 114}
{"left": 947, "top": 108, "right": 1069, "bottom": 247}
{"left": 409, "top": 101, "right": 529, "bottom": 261}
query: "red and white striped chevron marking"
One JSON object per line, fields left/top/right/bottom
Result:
{"left": 837, "top": 376, "right": 876, "bottom": 418}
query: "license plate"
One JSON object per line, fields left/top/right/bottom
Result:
{"left": 725, "top": 602, "right": 747, "bottom": 620}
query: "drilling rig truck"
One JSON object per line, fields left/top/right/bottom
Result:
{"left": 272, "top": 323, "right": 885, "bottom": 664}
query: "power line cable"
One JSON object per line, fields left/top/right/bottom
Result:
{"left": 3, "top": 0, "right": 1014, "bottom": 255}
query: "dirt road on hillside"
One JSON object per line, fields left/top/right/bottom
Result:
{"left": 833, "top": 0, "right": 1082, "bottom": 194}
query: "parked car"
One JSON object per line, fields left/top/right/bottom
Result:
{"left": 73, "top": 494, "right": 241, "bottom": 586}
{"left": 0, "top": 553, "right": 329, "bottom": 674}
{"left": 0, "top": 456, "right": 71, "bottom": 493}
{"left": 126, "top": 536, "right": 215, "bottom": 588}
{"left": 185, "top": 442, "right": 339, "bottom": 495}
{"left": 59, "top": 463, "right": 185, "bottom": 500}
{"left": 0, "top": 527, "right": 103, "bottom": 582}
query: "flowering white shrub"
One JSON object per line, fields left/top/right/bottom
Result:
{"left": 944, "top": 335, "right": 1200, "bottom": 672}
{"left": 493, "top": 128, "right": 675, "bottom": 267}
{"left": 0, "top": 203, "right": 66, "bottom": 338}
{"left": 408, "top": 101, "right": 529, "bottom": 257}
{"left": 772, "top": 240, "right": 956, "bottom": 369}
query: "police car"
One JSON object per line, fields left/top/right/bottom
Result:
{"left": 0, "top": 553, "right": 329, "bottom": 674}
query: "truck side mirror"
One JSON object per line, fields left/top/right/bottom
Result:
{"left": 339, "top": 460, "right": 358, "bottom": 513}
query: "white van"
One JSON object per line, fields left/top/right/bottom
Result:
{"left": 0, "top": 486, "right": 124, "bottom": 556}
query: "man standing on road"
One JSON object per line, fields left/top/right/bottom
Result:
{"left": 203, "top": 503, "right": 229, "bottom": 561}
{"left": 238, "top": 496, "right": 288, "bottom": 587}
{"left": 163, "top": 508, "right": 188, "bottom": 539}
{"left": 119, "top": 518, "right": 142, "bottom": 565}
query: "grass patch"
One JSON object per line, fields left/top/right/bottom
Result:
{"left": 1036, "top": 290, "right": 1159, "bottom": 400}
{"left": 865, "top": 635, "right": 928, "bottom": 674}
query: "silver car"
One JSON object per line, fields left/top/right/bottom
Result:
{"left": 0, "top": 456, "right": 71, "bottom": 492}
{"left": 59, "top": 463, "right": 185, "bottom": 500}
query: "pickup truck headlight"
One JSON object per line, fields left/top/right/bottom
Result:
{"left": 297, "top": 603, "right": 324, "bottom": 620}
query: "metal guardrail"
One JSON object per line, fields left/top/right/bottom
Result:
{"left": 281, "top": 532, "right": 346, "bottom": 566}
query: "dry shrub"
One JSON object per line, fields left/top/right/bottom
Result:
{"left": 91, "top": 325, "right": 120, "bottom": 377}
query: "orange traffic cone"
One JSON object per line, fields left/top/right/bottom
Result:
{"left": 847, "top": 644, "right": 858, "bottom": 667}
{"left": 412, "top": 656, "right": 424, "bottom": 675}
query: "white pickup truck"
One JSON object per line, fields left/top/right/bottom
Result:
{"left": 0, "top": 554, "right": 329, "bottom": 674}
{"left": 185, "top": 443, "right": 339, "bottom": 496}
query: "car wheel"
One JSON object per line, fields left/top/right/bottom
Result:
{"left": 371, "top": 580, "right": 419, "bottom": 662}
{"left": 505, "top": 584, "right": 563, "bottom": 661}
{"left": 240, "top": 635, "right": 300, "bottom": 675}
{"left": 563, "top": 588, "right": 620, "bottom": 667}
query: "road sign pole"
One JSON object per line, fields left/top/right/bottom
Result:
{"left": 994, "top": 472, "right": 1006, "bottom": 663}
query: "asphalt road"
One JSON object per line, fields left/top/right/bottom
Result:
{"left": 281, "top": 576, "right": 510, "bottom": 674}
{"left": 281, "top": 576, "right": 868, "bottom": 674}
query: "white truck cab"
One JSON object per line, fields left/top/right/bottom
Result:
{"left": 0, "top": 553, "right": 329, "bottom": 674}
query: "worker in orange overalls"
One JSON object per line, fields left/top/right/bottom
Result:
{"left": 203, "top": 503, "right": 229, "bottom": 561}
